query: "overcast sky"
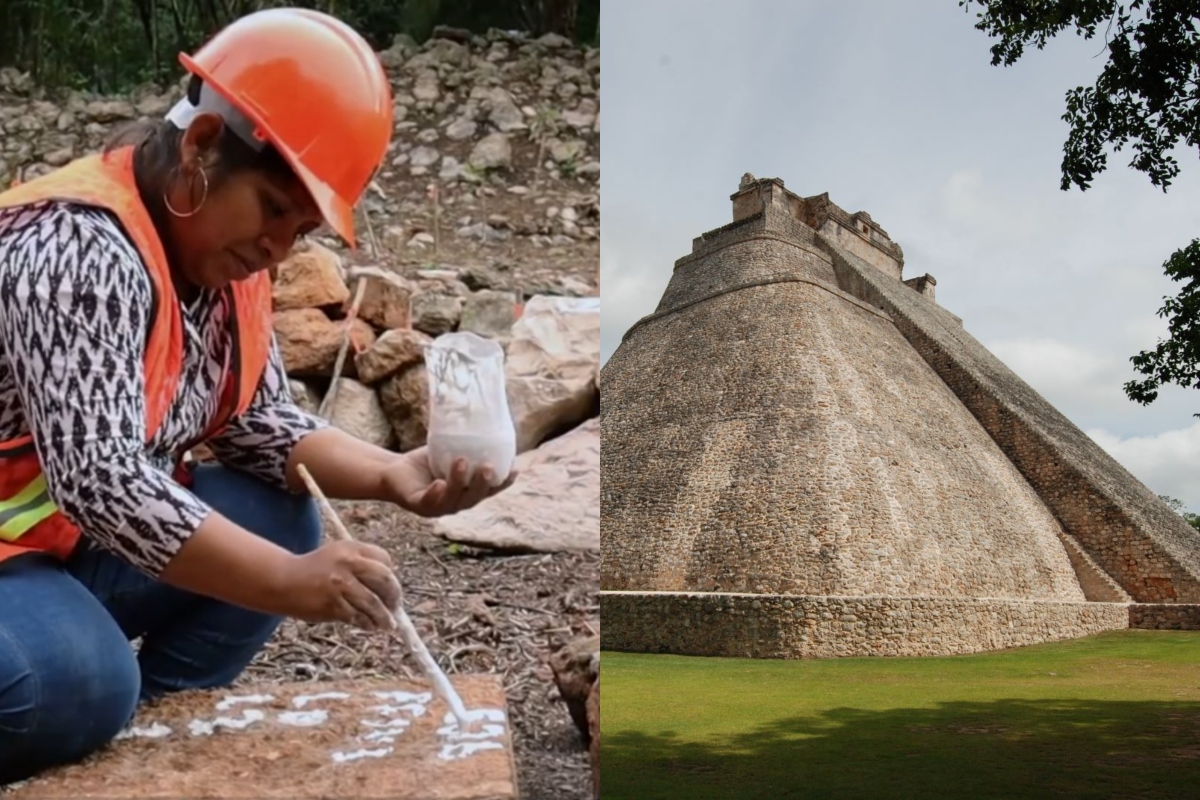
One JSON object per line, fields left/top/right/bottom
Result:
{"left": 600, "top": 0, "right": 1200, "bottom": 510}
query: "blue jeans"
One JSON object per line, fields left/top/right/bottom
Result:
{"left": 0, "top": 464, "right": 321, "bottom": 786}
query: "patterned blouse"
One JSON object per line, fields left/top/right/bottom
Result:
{"left": 0, "top": 201, "right": 330, "bottom": 576}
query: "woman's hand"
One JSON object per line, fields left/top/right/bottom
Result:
{"left": 280, "top": 539, "right": 402, "bottom": 631}
{"left": 378, "top": 448, "right": 517, "bottom": 517}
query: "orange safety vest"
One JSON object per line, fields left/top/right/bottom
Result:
{"left": 0, "top": 146, "right": 275, "bottom": 566}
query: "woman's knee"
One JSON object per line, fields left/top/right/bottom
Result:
{"left": 0, "top": 570, "right": 140, "bottom": 782}
{"left": 190, "top": 465, "right": 322, "bottom": 556}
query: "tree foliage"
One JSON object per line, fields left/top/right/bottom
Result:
{"left": 960, "top": 0, "right": 1200, "bottom": 410}
{"left": 0, "top": 0, "right": 598, "bottom": 92}
{"left": 1158, "top": 494, "right": 1200, "bottom": 529}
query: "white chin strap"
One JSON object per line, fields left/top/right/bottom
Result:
{"left": 165, "top": 81, "right": 267, "bottom": 153}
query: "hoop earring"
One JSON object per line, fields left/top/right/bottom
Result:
{"left": 163, "top": 166, "right": 209, "bottom": 218}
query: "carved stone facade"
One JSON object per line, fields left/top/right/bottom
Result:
{"left": 601, "top": 175, "right": 1200, "bottom": 658}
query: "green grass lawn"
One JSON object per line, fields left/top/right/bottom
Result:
{"left": 601, "top": 631, "right": 1200, "bottom": 799}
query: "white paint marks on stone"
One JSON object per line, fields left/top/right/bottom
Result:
{"left": 331, "top": 746, "right": 394, "bottom": 763}
{"left": 369, "top": 701, "right": 429, "bottom": 718}
{"left": 277, "top": 710, "right": 329, "bottom": 727}
{"left": 436, "top": 707, "right": 507, "bottom": 761}
{"left": 114, "top": 722, "right": 173, "bottom": 740}
{"left": 372, "top": 690, "right": 432, "bottom": 704}
{"left": 215, "top": 693, "right": 274, "bottom": 711}
{"left": 359, "top": 719, "right": 414, "bottom": 744}
{"left": 349, "top": 695, "right": 428, "bottom": 751}
{"left": 188, "top": 708, "right": 266, "bottom": 736}
{"left": 439, "top": 739, "right": 505, "bottom": 760}
{"left": 293, "top": 691, "right": 351, "bottom": 708}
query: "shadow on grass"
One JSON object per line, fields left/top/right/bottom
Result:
{"left": 603, "top": 698, "right": 1200, "bottom": 800}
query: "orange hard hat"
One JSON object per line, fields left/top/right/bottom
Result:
{"left": 173, "top": 8, "right": 393, "bottom": 247}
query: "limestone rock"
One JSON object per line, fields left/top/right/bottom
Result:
{"left": 135, "top": 92, "right": 172, "bottom": 118}
{"left": 272, "top": 242, "right": 349, "bottom": 310}
{"left": 328, "top": 378, "right": 395, "bottom": 449}
{"left": 412, "top": 292, "right": 463, "bottom": 336}
{"left": 379, "top": 365, "right": 429, "bottom": 451}
{"left": 355, "top": 328, "right": 432, "bottom": 386}
{"left": 548, "top": 634, "right": 599, "bottom": 746}
{"left": 412, "top": 70, "right": 441, "bottom": 103}
{"left": 468, "top": 132, "right": 512, "bottom": 171}
{"left": 273, "top": 309, "right": 375, "bottom": 377}
{"left": 479, "top": 87, "right": 525, "bottom": 132}
{"left": 355, "top": 276, "right": 413, "bottom": 331}
{"left": 456, "top": 221, "right": 509, "bottom": 243}
{"left": 460, "top": 263, "right": 513, "bottom": 292}
{"left": 445, "top": 117, "right": 477, "bottom": 140}
{"left": 505, "top": 295, "right": 600, "bottom": 453}
{"left": 409, "top": 145, "right": 440, "bottom": 168}
{"left": 274, "top": 309, "right": 340, "bottom": 374}
{"left": 287, "top": 379, "right": 321, "bottom": 414}
{"left": 588, "top": 675, "right": 599, "bottom": 800}
{"left": 439, "top": 155, "right": 464, "bottom": 182}
{"left": 538, "top": 32, "right": 573, "bottom": 49}
{"left": 432, "top": 418, "right": 598, "bottom": 553}
{"left": 43, "top": 147, "right": 72, "bottom": 167}
{"left": 548, "top": 137, "right": 587, "bottom": 164}
{"left": 459, "top": 289, "right": 518, "bottom": 339}
{"left": 563, "top": 98, "right": 598, "bottom": 131}
{"left": 84, "top": 99, "right": 134, "bottom": 121}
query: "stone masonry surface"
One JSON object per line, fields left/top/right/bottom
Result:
{"left": 602, "top": 214, "right": 1085, "bottom": 602}
{"left": 601, "top": 593, "right": 1129, "bottom": 658}
{"left": 600, "top": 175, "right": 1200, "bottom": 658}
{"left": 1128, "top": 604, "right": 1200, "bottom": 630}
{"left": 818, "top": 238, "right": 1200, "bottom": 603}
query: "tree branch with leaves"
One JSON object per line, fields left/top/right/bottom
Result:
{"left": 961, "top": 0, "right": 1200, "bottom": 412}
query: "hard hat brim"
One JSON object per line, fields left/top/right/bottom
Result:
{"left": 289, "top": 155, "right": 358, "bottom": 250}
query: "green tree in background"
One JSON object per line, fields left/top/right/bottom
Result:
{"left": 0, "top": 0, "right": 598, "bottom": 92}
{"left": 959, "top": 0, "right": 1200, "bottom": 413}
{"left": 1158, "top": 495, "right": 1200, "bottom": 530}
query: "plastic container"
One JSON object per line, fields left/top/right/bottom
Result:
{"left": 424, "top": 332, "right": 516, "bottom": 488}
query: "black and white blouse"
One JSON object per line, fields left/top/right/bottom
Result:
{"left": 0, "top": 201, "right": 330, "bottom": 576}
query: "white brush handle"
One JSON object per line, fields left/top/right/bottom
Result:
{"left": 296, "top": 463, "right": 471, "bottom": 728}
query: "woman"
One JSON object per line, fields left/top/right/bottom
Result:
{"left": 0, "top": 8, "right": 512, "bottom": 785}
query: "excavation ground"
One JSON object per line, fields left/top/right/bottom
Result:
{"left": 243, "top": 499, "right": 599, "bottom": 800}
{"left": 343, "top": 132, "right": 600, "bottom": 297}
{"left": 602, "top": 631, "right": 1200, "bottom": 800}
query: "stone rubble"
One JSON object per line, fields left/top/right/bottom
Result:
{"left": 1, "top": 29, "right": 599, "bottom": 217}
{"left": 548, "top": 634, "right": 600, "bottom": 799}
{"left": 267, "top": 242, "right": 598, "bottom": 481}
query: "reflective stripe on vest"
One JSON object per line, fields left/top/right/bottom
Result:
{"left": 0, "top": 474, "right": 55, "bottom": 541}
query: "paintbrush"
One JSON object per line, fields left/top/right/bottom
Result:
{"left": 296, "top": 463, "right": 475, "bottom": 731}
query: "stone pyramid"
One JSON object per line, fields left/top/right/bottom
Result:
{"left": 601, "top": 174, "right": 1200, "bottom": 658}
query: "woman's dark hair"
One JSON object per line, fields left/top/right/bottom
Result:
{"left": 104, "top": 75, "right": 296, "bottom": 214}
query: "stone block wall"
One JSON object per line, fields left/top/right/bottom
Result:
{"left": 1055, "top": 530, "right": 1132, "bottom": 602}
{"left": 601, "top": 592, "right": 1130, "bottom": 659}
{"left": 1128, "top": 604, "right": 1200, "bottom": 630}
{"left": 818, "top": 220, "right": 903, "bottom": 280}
{"left": 655, "top": 230, "right": 835, "bottom": 315}
{"left": 817, "top": 237, "right": 1200, "bottom": 603}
